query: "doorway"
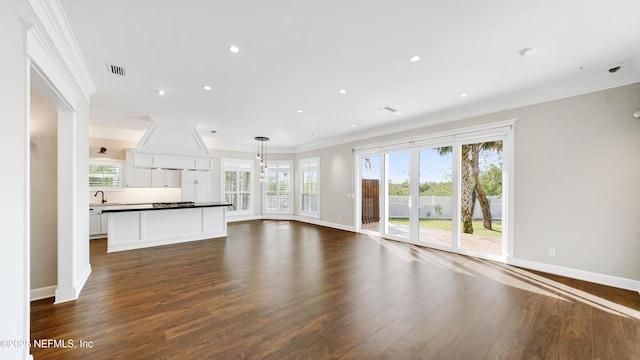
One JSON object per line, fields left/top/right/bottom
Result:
{"left": 355, "top": 122, "right": 513, "bottom": 262}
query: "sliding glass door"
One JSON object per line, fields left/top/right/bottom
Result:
{"left": 360, "top": 155, "right": 382, "bottom": 234}
{"left": 418, "top": 147, "right": 454, "bottom": 249}
{"left": 458, "top": 140, "right": 504, "bottom": 256}
{"left": 385, "top": 151, "right": 412, "bottom": 241}
{"left": 355, "top": 123, "right": 512, "bottom": 262}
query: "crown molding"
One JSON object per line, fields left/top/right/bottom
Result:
{"left": 293, "top": 67, "right": 640, "bottom": 154}
{"left": 28, "top": 0, "right": 96, "bottom": 101}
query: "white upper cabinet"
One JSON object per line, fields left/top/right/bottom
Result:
{"left": 125, "top": 150, "right": 181, "bottom": 188}
{"left": 125, "top": 150, "right": 151, "bottom": 187}
{"left": 151, "top": 168, "right": 181, "bottom": 187}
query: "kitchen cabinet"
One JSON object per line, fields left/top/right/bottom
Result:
{"left": 125, "top": 150, "right": 180, "bottom": 188}
{"left": 181, "top": 170, "right": 210, "bottom": 202}
{"left": 89, "top": 213, "right": 101, "bottom": 235}
{"left": 125, "top": 150, "right": 151, "bottom": 187}
{"left": 100, "top": 213, "right": 108, "bottom": 234}
{"left": 89, "top": 207, "right": 108, "bottom": 237}
{"left": 151, "top": 169, "right": 181, "bottom": 187}
{"left": 104, "top": 204, "right": 228, "bottom": 253}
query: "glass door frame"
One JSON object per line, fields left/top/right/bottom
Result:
{"left": 353, "top": 120, "right": 515, "bottom": 264}
{"left": 355, "top": 151, "right": 386, "bottom": 236}
{"left": 454, "top": 134, "right": 509, "bottom": 262}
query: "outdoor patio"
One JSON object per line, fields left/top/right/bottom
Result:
{"left": 362, "top": 222, "right": 502, "bottom": 256}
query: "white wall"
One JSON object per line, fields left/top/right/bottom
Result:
{"left": 74, "top": 101, "right": 91, "bottom": 300}
{"left": 306, "top": 83, "right": 640, "bottom": 283}
{"left": 1, "top": 1, "right": 31, "bottom": 358}
{"left": 296, "top": 143, "right": 354, "bottom": 225}
{"left": 510, "top": 83, "right": 640, "bottom": 280}
{"left": 0, "top": 6, "right": 96, "bottom": 360}
{"left": 30, "top": 87, "right": 58, "bottom": 292}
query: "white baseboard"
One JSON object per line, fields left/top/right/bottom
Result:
{"left": 508, "top": 257, "right": 640, "bottom": 293}
{"left": 55, "top": 264, "right": 92, "bottom": 304}
{"left": 227, "top": 214, "right": 262, "bottom": 222}
{"left": 227, "top": 214, "right": 356, "bottom": 233}
{"left": 293, "top": 216, "right": 355, "bottom": 232}
{"left": 30, "top": 285, "right": 57, "bottom": 301}
{"left": 75, "top": 264, "right": 92, "bottom": 298}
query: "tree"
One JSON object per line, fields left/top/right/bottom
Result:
{"left": 478, "top": 164, "right": 502, "bottom": 196}
{"left": 460, "top": 145, "right": 474, "bottom": 233}
{"left": 469, "top": 142, "right": 502, "bottom": 230}
{"left": 388, "top": 180, "right": 410, "bottom": 195}
{"left": 434, "top": 142, "right": 502, "bottom": 234}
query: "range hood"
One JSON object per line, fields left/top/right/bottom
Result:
{"left": 129, "top": 119, "right": 214, "bottom": 171}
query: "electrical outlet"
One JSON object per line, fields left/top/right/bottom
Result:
{"left": 548, "top": 248, "right": 556, "bottom": 257}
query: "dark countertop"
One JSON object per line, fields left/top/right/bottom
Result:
{"left": 101, "top": 202, "right": 232, "bottom": 213}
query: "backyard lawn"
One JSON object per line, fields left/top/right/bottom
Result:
{"left": 389, "top": 218, "right": 502, "bottom": 238}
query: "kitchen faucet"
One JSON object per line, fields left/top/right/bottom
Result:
{"left": 94, "top": 190, "right": 107, "bottom": 204}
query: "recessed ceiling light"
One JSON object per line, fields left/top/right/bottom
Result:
{"left": 351, "top": 124, "right": 357, "bottom": 127}
{"left": 339, "top": 89, "right": 347, "bottom": 94}
{"left": 460, "top": 93, "right": 468, "bottom": 97}
{"left": 229, "top": 45, "right": 240, "bottom": 53}
{"left": 410, "top": 55, "right": 421, "bottom": 62}
{"left": 203, "top": 85, "right": 212, "bottom": 90}
{"left": 395, "top": 112, "right": 401, "bottom": 115}
{"left": 157, "top": 89, "right": 165, "bottom": 96}
{"left": 296, "top": 109, "right": 303, "bottom": 113}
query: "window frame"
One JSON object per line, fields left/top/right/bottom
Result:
{"left": 89, "top": 158, "right": 124, "bottom": 191}
{"left": 222, "top": 158, "right": 255, "bottom": 216}
{"left": 263, "top": 160, "right": 294, "bottom": 215}
{"left": 298, "top": 157, "right": 320, "bottom": 218}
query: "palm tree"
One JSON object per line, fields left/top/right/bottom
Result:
{"left": 460, "top": 145, "right": 474, "bottom": 233}
{"left": 469, "top": 142, "right": 502, "bottom": 230}
{"left": 435, "top": 141, "right": 502, "bottom": 234}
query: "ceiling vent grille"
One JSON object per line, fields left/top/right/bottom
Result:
{"left": 379, "top": 106, "right": 397, "bottom": 113}
{"left": 107, "top": 63, "right": 126, "bottom": 76}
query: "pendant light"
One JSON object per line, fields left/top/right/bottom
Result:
{"left": 255, "top": 136, "right": 269, "bottom": 182}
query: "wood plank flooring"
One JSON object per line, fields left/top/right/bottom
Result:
{"left": 30, "top": 220, "right": 640, "bottom": 359}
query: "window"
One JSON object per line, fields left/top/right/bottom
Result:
{"left": 222, "top": 159, "right": 254, "bottom": 215}
{"left": 298, "top": 157, "right": 319, "bottom": 217}
{"left": 264, "top": 161, "right": 293, "bottom": 214}
{"left": 89, "top": 159, "right": 123, "bottom": 190}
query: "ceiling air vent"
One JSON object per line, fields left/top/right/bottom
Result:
{"left": 107, "top": 63, "right": 126, "bottom": 77}
{"left": 379, "top": 106, "right": 397, "bottom": 113}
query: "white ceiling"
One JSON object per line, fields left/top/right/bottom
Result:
{"left": 60, "top": 0, "right": 640, "bottom": 152}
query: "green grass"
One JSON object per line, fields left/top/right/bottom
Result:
{"left": 388, "top": 218, "right": 502, "bottom": 238}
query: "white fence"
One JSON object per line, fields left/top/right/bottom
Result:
{"left": 388, "top": 196, "right": 502, "bottom": 220}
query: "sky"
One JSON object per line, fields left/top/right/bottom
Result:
{"left": 362, "top": 147, "right": 502, "bottom": 184}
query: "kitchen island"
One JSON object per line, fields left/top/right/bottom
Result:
{"left": 102, "top": 201, "right": 231, "bottom": 253}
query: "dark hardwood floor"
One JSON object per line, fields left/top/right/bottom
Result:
{"left": 31, "top": 220, "right": 640, "bottom": 359}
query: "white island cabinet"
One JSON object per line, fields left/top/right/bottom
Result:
{"left": 103, "top": 202, "right": 231, "bottom": 253}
